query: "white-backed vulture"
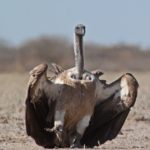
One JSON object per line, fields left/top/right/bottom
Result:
{"left": 25, "top": 24, "right": 139, "bottom": 148}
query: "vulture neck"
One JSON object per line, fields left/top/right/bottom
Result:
{"left": 74, "top": 33, "right": 84, "bottom": 80}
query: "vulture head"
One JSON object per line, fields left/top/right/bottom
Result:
{"left": 25, "top": 24, "right": 139, "bottom": 148}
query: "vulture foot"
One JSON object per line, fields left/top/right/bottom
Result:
{"left": 70, "top": 133, "right": 82, "bottom": 148}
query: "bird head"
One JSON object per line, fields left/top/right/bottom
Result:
{"left": 75, "top": 24, "right": 86, "bottom": 36}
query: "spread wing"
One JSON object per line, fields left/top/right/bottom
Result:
{"left": 81, "top": 73, "right": 139, "bottom": 147}
{"left": 47, "top": 63, "right": 64, "bottom": 80}
{"left": 25, "top": 64, "right": 62, "bottom": 148}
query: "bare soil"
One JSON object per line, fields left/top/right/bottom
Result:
{"left": 0, "top": 72, "right": 149, "bottom": 150}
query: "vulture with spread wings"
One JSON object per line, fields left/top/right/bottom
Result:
{"left": 25, "top": 24, "right": 139, "bottom": 148}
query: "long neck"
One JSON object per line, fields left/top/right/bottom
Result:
{"left": 74, "top": 33, "right": 84, "bottom": 79}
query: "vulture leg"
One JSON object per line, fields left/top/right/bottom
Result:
{"left": 81, "top": 73, "right": 139, "bottom": 147}
{"left": 70, "top": 115, "right": 91, "bottom": 148}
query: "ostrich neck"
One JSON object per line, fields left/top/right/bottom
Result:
{"left": 74, "top": 33, "right": 84, "bottom": 79}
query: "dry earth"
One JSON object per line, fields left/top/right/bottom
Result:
{"left": 0, "top": 72, "right": 149, "bottom": 150}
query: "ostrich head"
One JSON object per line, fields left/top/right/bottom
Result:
{"left": 71, "top": 24, "right": 95, "bottom": 81}
{"left": 75, "top": 24, "right": 86, "bottom": 36}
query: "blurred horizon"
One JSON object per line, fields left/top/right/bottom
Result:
{"left": 0, "top": 35, "right": 150, "bottom": 72}
{"left": 0, "top": 1, "right": 150, "bottom": 72}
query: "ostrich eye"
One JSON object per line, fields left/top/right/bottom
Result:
{"left": 76, "top": 26, "right": 80, "bottom": 30}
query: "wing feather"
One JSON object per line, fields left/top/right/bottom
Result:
{"left": 25, "top": 64, "right": 60, "bottom": 148}
{"left": 81, "top": 73, "right": 139, "bottom": 147}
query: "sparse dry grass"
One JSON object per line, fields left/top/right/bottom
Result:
{"left": 0, "top": 72, "right": 150, "bottom": 150}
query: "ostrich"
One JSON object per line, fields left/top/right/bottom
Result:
{"left": 25, "top": 24, "right": 139, "bottom": 148}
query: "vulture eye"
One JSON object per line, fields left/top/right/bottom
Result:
{"left": 86, "top": 76, "right": 91, "bottom": 80}
{"left": 88, "top": 77, "right": 91, "bottom": 80}
{"left": 71, "top": 74, "right": 76, "bottom": 79}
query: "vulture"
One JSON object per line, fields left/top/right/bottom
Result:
{"left": 25, "top": 24, "right": 139, "bottom": 148}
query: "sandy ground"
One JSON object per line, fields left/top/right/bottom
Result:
{"left": 0, "top": 72, "right": 149, "bottom": 150}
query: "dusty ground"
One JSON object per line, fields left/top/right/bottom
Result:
{"left": 0, "top": 72, "right": 149, "bottom": 150}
